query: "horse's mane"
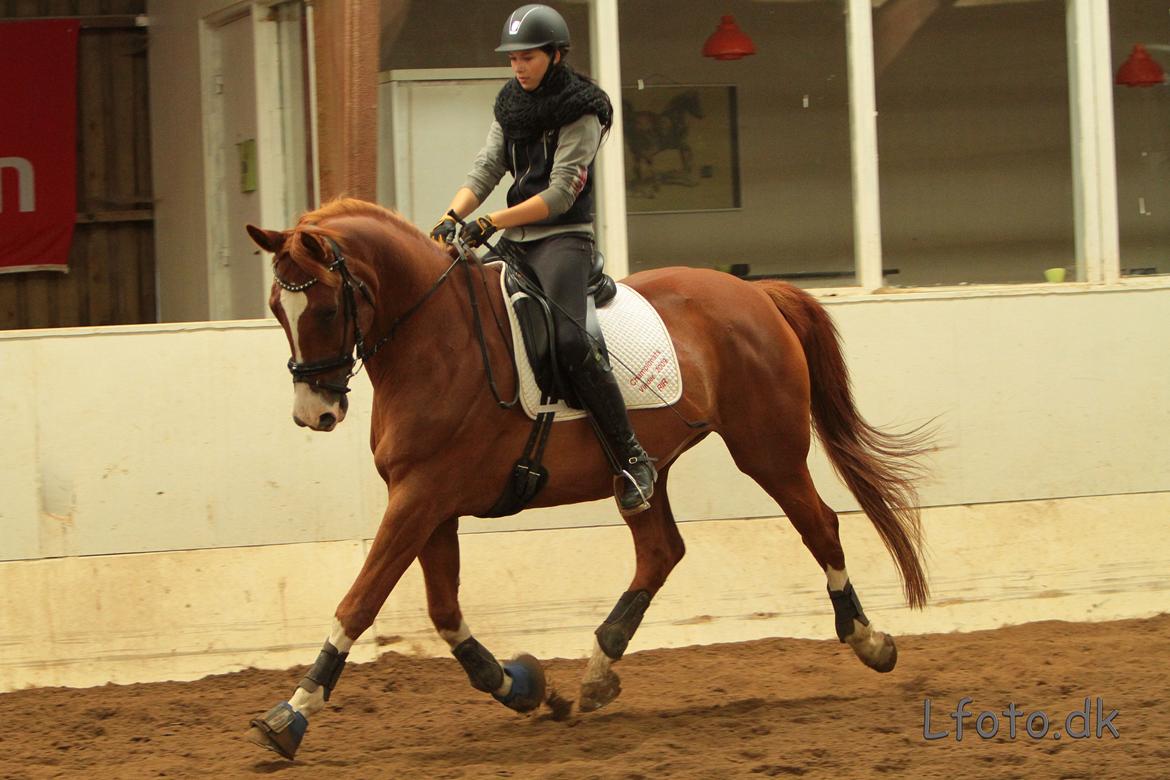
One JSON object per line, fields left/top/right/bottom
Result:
{"left": 283, "top": 197, "right": 442, "bottom": 287}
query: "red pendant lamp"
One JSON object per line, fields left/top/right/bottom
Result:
{"left": 1116, "top": 44, "right": 1165, "bottom": 87}
{"left": 702, "top": 15, "right": 756, "bottom": 61}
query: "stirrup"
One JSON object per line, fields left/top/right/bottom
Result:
{"left": 615, "top": 457, "right": 656, "bottom": 516}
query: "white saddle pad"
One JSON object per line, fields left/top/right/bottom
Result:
{"left": 496, "top": 267, "right": 683, "bottom": 421}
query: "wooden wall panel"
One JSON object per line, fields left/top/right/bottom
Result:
{"left": 0, "top": 0, "right": 155, "bottom": 330}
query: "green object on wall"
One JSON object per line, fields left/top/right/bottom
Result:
{"left": 238, "top": 139, "right": 257, "bottom": 193}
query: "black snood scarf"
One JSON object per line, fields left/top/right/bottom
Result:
{"left": 493, "top": 63, "right": 614, "bottom": 143}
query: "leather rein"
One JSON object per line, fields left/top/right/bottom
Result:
{"left": 273, "top": 235, "right": 517, "bottom": 408}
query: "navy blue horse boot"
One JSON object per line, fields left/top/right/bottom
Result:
{"left": 492, "top": 654, "right": 547, "bottom": 713}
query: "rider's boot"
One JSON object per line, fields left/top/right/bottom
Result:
{"left": 567, "top": 348, "right": 658, "bottom": 515}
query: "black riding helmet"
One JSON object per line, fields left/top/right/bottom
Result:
{"left": 495, "top": 4, "right": 570, "bottom": 53}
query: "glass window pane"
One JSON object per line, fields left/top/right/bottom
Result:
{"left": 377, "top": 1, "right": 591, "bottom": 223}
{"left": 875, "top": 0, "right": 1074, "bottom": 286}
{"left": 380, "top": 0, "right": 591, "bottom": 72}
{"left": 619, "top": 1, "right": 854, "bottom": 287}
{"left": 1111, "top": 0, "right": 1170, "bottom": 278}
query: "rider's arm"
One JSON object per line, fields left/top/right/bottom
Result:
{"left": 488, "top": 192, "right": 550, "bottom": 228}
{"left": 487, "top": 114, "right": 603, "bottom": 229}
{"left": 444, "top": 188, "right": 481, "bottom": 221}
{"left": 455, "top": 120, "right": 508, "bottom": 218}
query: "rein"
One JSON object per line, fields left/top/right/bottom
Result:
{"left": 273, "top": 235, "right": 517, "bottom": 408}
{"left": 457, "top": 241, "right": 520, "bottom": 410}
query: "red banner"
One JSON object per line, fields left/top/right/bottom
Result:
{"left": 0, "top": 20, "right": 79, "bottom": 273}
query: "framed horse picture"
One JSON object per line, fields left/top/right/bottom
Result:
{"left": 621, "top": 84, "right": 742, "bottom": 214}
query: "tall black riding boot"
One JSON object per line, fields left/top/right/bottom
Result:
{"left": 567, "top": 349, "right": 658, "bottom": 516}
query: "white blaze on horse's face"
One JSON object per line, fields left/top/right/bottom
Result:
{"left": 280, "top": 287, "right": 347, "bottom": 431}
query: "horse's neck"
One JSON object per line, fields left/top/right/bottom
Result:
{"left": 362, "top": 221, "right": 480, "bottom": 384}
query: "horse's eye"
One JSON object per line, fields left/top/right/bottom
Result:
{"left": 316, "top": 307, "right": 338, "bottom": 321}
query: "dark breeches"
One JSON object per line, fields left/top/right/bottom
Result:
{"left": 516, "top": 233, "right": 597, "bottom": 370}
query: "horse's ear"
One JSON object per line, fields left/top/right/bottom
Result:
{"left": 246, "top": 224, "right": 286, "bottom": 254}
{"left": 298, "top": 231, "right": 327, "bottom": 262}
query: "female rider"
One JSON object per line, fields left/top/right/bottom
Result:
{"left": 429, "top": 3, "right": 656, "bottom": 516}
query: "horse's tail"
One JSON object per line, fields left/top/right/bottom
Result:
{"left": 756, "top": 281, "right": 931, "bottom": 609}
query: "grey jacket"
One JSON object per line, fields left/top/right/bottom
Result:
{"left": 463, "top": 114, "right": 603, "bottom": 242}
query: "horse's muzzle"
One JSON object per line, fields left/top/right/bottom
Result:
{"left": 292, "top": 384, "right": 347, "bottom": 432}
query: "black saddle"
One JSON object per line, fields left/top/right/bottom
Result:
{"left": 493, "top": 247, "right": 617, "bottom": 408}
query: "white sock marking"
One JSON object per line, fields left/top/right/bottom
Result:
{"left": 438, "top": 620, "right": 472, "bottom": 649}
{"left": 825, "top": 565, "right": 890, "bottom": 663}
{"left": 289, "top": 685, "right": 323, "bottom": 717}
{"left": 289, "top": 619, "right": 356, "bottom": 718}
{"left": 329, "top": 617, "right": 355, "bottom": 653}
{"left": 826, "top": 565, "right": 849, "bottom": 592}
{"left": 583, "top": 636, "right": 613, "bottom": 686}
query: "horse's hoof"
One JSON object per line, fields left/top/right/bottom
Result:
{"left": 247, "top": 702, "right": 307, "bottom": 760}
{"left": 853, "top": 632, "right": 898, "bottom": 673}
{"left": 578, "top": 668, "right": 622, "bottom": 712}
{"left": 493, "top": 654, "right": 546, "bottom": 713}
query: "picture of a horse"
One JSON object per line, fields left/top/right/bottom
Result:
{"left": 622, "top": 84, "right": 741, "bottom": 213}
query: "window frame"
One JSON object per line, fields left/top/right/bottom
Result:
{"left": 594, "top": 0, "right": 1166, "bottom": 297}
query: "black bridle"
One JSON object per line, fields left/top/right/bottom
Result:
{"left": 273, "top": 236, "right": 462, "bottom": 395}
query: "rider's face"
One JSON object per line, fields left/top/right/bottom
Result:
{"left": 509, "top": 48, "right": 558, "bottom": 92}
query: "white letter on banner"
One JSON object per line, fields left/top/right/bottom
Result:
{"left": 0, "top": 157, "right": 36, "bottom": 213}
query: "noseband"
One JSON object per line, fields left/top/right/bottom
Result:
{"left": 273, "top": 236, "right": 461, "bottom": 395}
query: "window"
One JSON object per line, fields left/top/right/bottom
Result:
{"left": 380, "top": 0, "right": 591, "bottom": 72}
{"left": 1111, "top": 0, "right": 1170, "bottom": 278}
{"left": 875, "top": 0, "right": 1074, "bottom": 286}
{"left": 618, "top": 0, "right": 855, "bottom": 287}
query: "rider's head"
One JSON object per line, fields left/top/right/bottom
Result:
{"left": 496, "top": 4, "right": 570, "bottom": 93}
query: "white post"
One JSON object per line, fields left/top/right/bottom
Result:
{"left": 253, "top": 4, "right": 285, "bottom": 311}
{"left": 589, "top": 0, "right": 630, "bottom": 280}
{"left": 1066, "top": 0, "right": 1120, "bottom": 284}
{"left": 846, "top": 0, "right": 883, "bottom": 291}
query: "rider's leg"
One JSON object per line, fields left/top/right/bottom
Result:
{"left": 521, "top": 234, "right": 657, "bottom": 515}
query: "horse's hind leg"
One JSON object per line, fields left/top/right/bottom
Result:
{"left": 727, "top": 436, "right": 898, "bottom": 673}
{"left": 580, "top": 468, "right": 685, "bottom": 712}
{"left": 417, "top": 516, "right": 545, "bottom": 713}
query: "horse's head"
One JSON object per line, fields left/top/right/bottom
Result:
{"left": 247, "top": 223, "right": 378, "bottom": 432}
{"left": 672, "top": 90, "right": 704, "bottom": 120}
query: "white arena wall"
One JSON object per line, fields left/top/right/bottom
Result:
{"left": 2, "top": 284, "right": 1168, "bottom": 692}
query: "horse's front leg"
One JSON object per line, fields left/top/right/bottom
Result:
{"left": 679, "top": 142, "right": 694, "bottom": 177}
{"left": 418, "top": 516, "right": 546, "bottom": 713}
{"left": 246, "top": 489, "right": 442, "bottom": 760}
{"left": 580, "top": 469, "right": 685, "bottom": 712}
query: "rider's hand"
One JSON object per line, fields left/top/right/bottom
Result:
{"left": 429, "top": 215, "right": 458, "bottom": 245}
{"left": 460, "top": 215, "right": 499, "bottom": 248}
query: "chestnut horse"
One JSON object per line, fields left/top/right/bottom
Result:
{"left": 244, "top": 199, "right": 930, "bottom": 760}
